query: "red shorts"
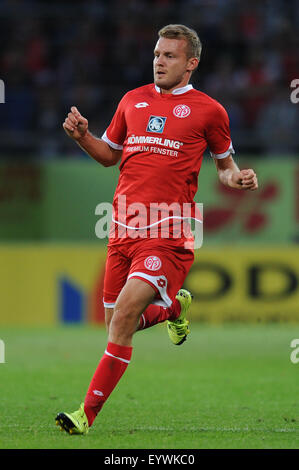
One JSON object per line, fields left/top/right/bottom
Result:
{"left": 103, "top": 238, "right": 194, "bottom": 308}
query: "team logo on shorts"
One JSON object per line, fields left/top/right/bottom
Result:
{"left": 144, "top": 256, "right": 162, "bottom": 271}
{"left": 173, "top": 104, "right": 191, "bottom": 118}
{"left": 146, "top": 115, "right": 167, "bottom": 133}
{"left": 157, "top": 278, "right": 166, "bottom": 288}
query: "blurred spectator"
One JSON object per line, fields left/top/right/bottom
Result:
{"left": 0, "top": 0, "right": 298, "bottom": 158}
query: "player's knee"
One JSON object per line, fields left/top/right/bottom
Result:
{"left": 110, "top": 303, "right": 141, "bottom": 333}
{"left": 113, "top": 305, "right": 138, "bottom": 324}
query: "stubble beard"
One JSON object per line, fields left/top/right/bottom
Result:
{"left": 154, "top": 72, "right": 186, "bottom": 92}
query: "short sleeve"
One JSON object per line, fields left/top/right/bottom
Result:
{"left": 205, "top": 102, "right": 235, "bottom": 159}
{"left": 101, "top": 95, "right": 128, "bottom": 150}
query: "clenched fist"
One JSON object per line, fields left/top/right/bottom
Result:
{"left": 232, "top": 168, "right": 258, "bottom": 191}
{"left": 63, "top": 106, "right": 88, "bottom": 140}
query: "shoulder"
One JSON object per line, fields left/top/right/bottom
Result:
{"left": 122, "top": 84, "right": 154, "bottom": 101}
{"left": 116, "top": 84, "right": 153, "bottom": 110}
{"left": 191, "top": 88, "right": 229, "bottom": 125}
{"left": 192, "top": 89, "right": 227, "bottom": 112}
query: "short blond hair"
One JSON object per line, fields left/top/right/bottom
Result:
{"left": 158, "top": 24, "right": 202, "bottom": 62}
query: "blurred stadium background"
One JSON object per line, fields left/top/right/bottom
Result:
{"left": 0, "top": 0, "right": 299, "bottom": 328}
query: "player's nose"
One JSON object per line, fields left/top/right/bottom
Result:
{"left": 155, "top": 56, "right": 166, "bottom": 67}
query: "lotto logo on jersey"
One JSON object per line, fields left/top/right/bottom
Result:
{"left": 173, "top": 104, "right": 191, "bottom": 118}
{"left": 146, "top": 115, "right": 167, "bottom": 134}
{"left": 144, "top": 256, "right": 162, "bottom": 271}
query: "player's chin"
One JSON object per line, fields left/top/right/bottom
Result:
{"left": 154, "top": 75, "right": 169, "bottom": 86}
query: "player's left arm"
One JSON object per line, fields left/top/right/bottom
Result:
{"left": 214, "top": 154, "right": 258, "bottom": 191}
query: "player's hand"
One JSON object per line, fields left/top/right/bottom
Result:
{"left": 232, "top": 169, "right": 258, "bottom": 191}
{"left": 63, "top": 106, "right": 88, "bottom": 140}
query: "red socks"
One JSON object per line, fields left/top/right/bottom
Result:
{"left": 84, "top": 342, "right": 132, "bottom": 427}
{"left": 83, "top": 301, "right": 180, "bottom": 427}
{"left": 137, "top": 298, "right": 181, "bottom": 330}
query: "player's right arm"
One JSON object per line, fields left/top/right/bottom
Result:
{"left": 205, "top": 100, "right": 258, "bottom": 190}
{"left": 63, "top": 106, "right": 122, "bottom": 167}
{"left": 214, "top": 154, "right": 258, "bottom": 190}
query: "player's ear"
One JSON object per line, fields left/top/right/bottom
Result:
{"left": 187, "top": 57, "right": 199, "bottom": 73}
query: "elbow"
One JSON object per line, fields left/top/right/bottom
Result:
{"left": 102, "top": 159, "right": 117, "bottom": 168}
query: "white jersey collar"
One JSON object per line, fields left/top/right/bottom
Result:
{"left": 154, "top": 84, "right": 193, "bottom": 95}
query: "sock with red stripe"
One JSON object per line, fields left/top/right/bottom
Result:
{"left": 137, "top": 298, "right": 181, "bottom": 331}
{"left": 84, "top": 342, "right": 133, "bottom": 427}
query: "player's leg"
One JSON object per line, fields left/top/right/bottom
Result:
{"left": 83, "top": 277, "right": 155, "bottom": 427}
{"left": 136, "top": 299, "right": 182, "bottom": 331}
{"left": 56, "top": 246, "right": 131, "bottom": 435}
{"left": 105, "top": 291, "right": 180, "bottom": 333}
{"left": 135, "top": 289, "right": 193, "bottom": 345}
{"left": 104, "top": 288, "right": 179, "bottom": 335}
{"left": 108, "top": 278, "right": 155, "bottom": 345}
{"left": 105, "top": 307, "right": 113, "bottom": 332}
{"left": 106, "top": 301, "right": 181, "bottom": 334}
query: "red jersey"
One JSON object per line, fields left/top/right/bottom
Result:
{"left": 102, "top": 83, "right": 234, "bottom": 245}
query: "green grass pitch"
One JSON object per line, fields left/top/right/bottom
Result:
{"left": 0, "top": 323, "right": 298, "bottom": 449}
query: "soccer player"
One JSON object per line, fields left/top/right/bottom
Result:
{"left": 55, "top": 24, "right": 258, "bottom": 435}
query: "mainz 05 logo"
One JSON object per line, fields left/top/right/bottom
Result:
{"left": 144, "top": 255, "right": 162, "bottom": 271}
{"left": 173, "top": 104, "right": 191, "bottom": 118}
{"left": 0, "top": 80, "right": 5, "bottom": 103}
{"left": 146, "top": 115, "right": 167, "bottom": 133}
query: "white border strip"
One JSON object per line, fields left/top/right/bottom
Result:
{"left": 102, "top": 130, "right": 123, "bottom": 150}
{"left": 210, "top": 141, "right": 235, "bottom": 159}
{"left": 104, "top": 349, "right": 130, "bottom": 364}
{"left": 154, "top": 84, "right": 193, "bottom": 95}
{"left": 112, "top": 215, "right": 202, "bottom": 230}
{"left": 128, "top": 271, "right": 172, "bottom": 308}
{"left": 103, "top": 300, "right": 116, "bottom": 308}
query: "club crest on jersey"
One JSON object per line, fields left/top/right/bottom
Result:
{"left": 146, "top": 115, "right": 167, "bottom": 134}
{"left": 173, "top": 104, "right": 191, "bottom": 118}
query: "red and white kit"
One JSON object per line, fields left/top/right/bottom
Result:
{"left": 102, "top": 83, "right": 234, "bottom": 308}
